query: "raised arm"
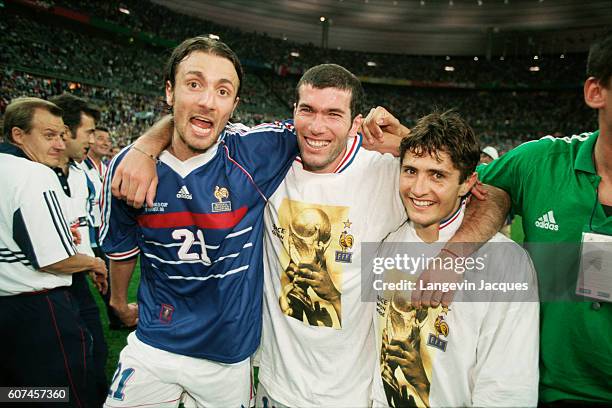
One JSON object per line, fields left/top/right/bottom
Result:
{"left": 111, "top": 115, "right": 173, "bottom": 208}
{"left": 412, "top": 185, "right": 511, "bottom": 308}
{"left": 361, "top": 106, "right": 410, "bottom": 156}
{"left": 447, "top": 184, "right": 510, "bottom": 252}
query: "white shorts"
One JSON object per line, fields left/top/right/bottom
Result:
{"left": 104, "top": 332, "right": 252, "bottom": 408}
{"left": 255, "top": 383, "right": 289, "bottom": 408}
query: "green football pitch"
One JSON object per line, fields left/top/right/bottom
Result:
{"left": 94, "top": 216, "right": 525, "bottom": 383}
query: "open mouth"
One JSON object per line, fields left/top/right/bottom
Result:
{"left": 190, "top": 117, "right": 214, "bottom": 136}
{"left": 304, "top": 137, "right": 330, "bottom": 149}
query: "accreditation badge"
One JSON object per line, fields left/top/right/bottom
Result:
{"left": 576, "top": 231, "right": 612, "bottom": 302}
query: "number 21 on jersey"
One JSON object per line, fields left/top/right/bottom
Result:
{"left": 172, "top": 228, "right": 211, "bottom": 265}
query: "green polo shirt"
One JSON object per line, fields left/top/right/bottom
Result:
{"left": 477, "top": 131, "right": 612, "bottom": 403}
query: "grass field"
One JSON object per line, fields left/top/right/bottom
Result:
{"left": 94, "top": 216, "right": 525, "bottom": 384}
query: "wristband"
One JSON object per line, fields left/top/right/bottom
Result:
{"left": 440, "top": 247, "right": 461, "bottom": 259}
{"left": 132, "top": 145, "right": 158, "bottom": 163}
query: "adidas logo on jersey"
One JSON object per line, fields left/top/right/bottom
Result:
{"left": 176, "top": 186, "right": 192, "bottom": 200}
{"left": 535, "top": 210, "right": 559, "bottom": 231}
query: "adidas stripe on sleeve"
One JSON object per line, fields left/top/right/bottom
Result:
{"left": 12, "top": 163, "right": 77, "bottom": 268}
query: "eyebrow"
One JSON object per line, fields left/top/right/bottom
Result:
{"left": 297, "top": 102, "right": 347, "bottom": 115}
{"left": 184, "top": 71, "right": 236, "bottom": 89}
{"left": 401, "top": 164, "right": 451, "bottom": 175}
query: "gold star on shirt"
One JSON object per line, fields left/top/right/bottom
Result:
{"left": 343, "top": 219, "right": 352, "bottom": 229}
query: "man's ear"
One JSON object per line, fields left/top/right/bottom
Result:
{"left": 584, "top": 77, "right": 607, "bottom": 109}
{"left": 231, "top": 97, "right": 240, "bottom": 117}
{"left": 11, "top": 127, "right": 24, "bottom": 146}
{"left": 349, "top": 114, "right": 363, "bottom": 137}
{"left": 165, "top": 81, "right": 174, "bottom": 107}
{"left": 459, "top": 172, "right": 478, "bottom": 197}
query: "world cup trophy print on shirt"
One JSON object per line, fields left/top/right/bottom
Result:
{"left": 277, "top": 199, "right": 350, "bottom": 329}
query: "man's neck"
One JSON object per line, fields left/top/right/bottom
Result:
{"left": 58, "top": 156, "right": 70, "bottom": 174}
{"left": 303, "top": 146, "right": 348, "bottom": 174}
{"left": 594, "top": 127, "right": 612, "bottom": 177}
{"left": 87, "top": 151, "right": 103, "bottom": 167}
{"left": 414, "top": 224, "right": 440, "bottom": 243}
{"left": 413, "top": 200, "right": 462, "bottom": 243}
{"left": 594, "top": 126, "right": 612, "bottom": 206}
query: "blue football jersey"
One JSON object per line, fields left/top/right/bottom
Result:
{"left": 100, "top": 121, "right": 297, "bottom": 363}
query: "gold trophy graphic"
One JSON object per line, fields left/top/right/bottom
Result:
{"left": 382, "top": 291, "right": 430, "bottom": 407}
{"left": 281, "top": 208, "right": 337, "bottom": 327}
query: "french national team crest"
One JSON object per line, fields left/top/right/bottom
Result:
{"left": 211, "top": 185, "right": 232, "bottom": 212}
{"left": 335, "top": 219, "right": 354, "bottom": 263}
{"left": 427, "top": 307, "right": 450, "bottom": 352}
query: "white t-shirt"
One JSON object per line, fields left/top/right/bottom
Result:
{"left": 371, "top": 206, "right": 539, "bottom": 407}
{"left": 0, "top": 153, "right": 76, "bottom": 295}
{"left": 259, "top": 136, "right": 407, "bottom": 407}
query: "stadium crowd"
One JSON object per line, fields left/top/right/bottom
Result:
{"left": 1, "top": 0, "right": 598, "bottom": 154}
{"left": 1, "top": 1, "right": 610, "bottom": 406}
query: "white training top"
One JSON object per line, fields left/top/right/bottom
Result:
{"left": 259, "top": 136, "right": 407, "bottom": 407}
{"left": 0, "top": 153, "right": 76, "bottom": 295}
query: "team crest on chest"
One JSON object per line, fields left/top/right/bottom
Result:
{"left": 212, "top": 185, "right": 232, "bottom": 213}
{"left": 427, "top": 306, "right": 450, "bottom": 352}
{"left": 335, "top": 219, "right": 354, "bottom": 264}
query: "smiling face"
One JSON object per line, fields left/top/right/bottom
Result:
{"left": 293, "top": 84, "right": 361, "bottom": 173}
{"left": 165, "top": 51, "right": 240, "bottom": 160}
{"left": 400, "top": 149, "right": 474, "bottom": 240}
{"left": 90, "top": 129, "right": 112, "bottom": 158}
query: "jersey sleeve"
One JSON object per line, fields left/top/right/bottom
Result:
{"left": 471, "top": 249, "right": 540, "bottom": 407}
{"left": 476, "top": 138, "right": 553, "bottom": 217}
{"left": 12, "top": 165, "right": 77, "bottom": 269}
{"left": 224, "top": 121, "right": 298, "bottom": 198}
{"left": 99, "top": 149, "right": 141, "bottom": 261}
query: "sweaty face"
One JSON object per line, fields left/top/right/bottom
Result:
{"left": 65, "top": 113, "right": 96, "bottom": 162}
{"left": 166, "top": 51, "right": 240, "bottom": 159}
{"left": 294, "top": 85, "right": 360, "bottom": 173}
{"left": 400, "top": 150, "right": 473, "bottom": 234}
{"left": 91, "top": 130, "right": 112, "bottom": 157}
{"left": 18, "top": 108, "right": 66, "bottom": 167}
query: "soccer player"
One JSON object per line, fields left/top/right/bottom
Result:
{"left": 100, "top": 37, "right": 298, "bottom": 407}
{"left": 255, "top": 64, "right": 407, "bottom": 407}
{"left": 0, "top": 97, "right": 107, "bottom": 407}
{"left": 371, "top": 111, "right": 538, "bottom": 407}
{"left": 50, "top": 93, "right": 109, "bottom": 407}
{"left": 363, "top": 32, "right": 612, "bottom": 405}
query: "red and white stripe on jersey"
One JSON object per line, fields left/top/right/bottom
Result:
{"left": 439, "top": 197, "right": 467, "bottom": 230}
{"left": 106, "top": 247, "right": 140, "bottom": 261}
{"left": 294, "top": 134, "right": 362, "bottom": 174}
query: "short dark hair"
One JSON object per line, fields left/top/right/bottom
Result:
{"left": 587, "top": 31, "right": 612, "bottom": 87}
{"left": 164, "top": 36, "right": 243, "bottom": 97}
{"left": 295, "top": 64, "right": 364, "bottom": 120}
{"left": 49, "top": 93, "right": 100, "bottom": 138}
{"left": 3, "top": 97, "right": 63, "bottom": 142}
{"left": 96, "top": 127, "right": 110, "bottom": 133}
{"left": 399, "top": 110, "right": 480, "bottom": 183}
